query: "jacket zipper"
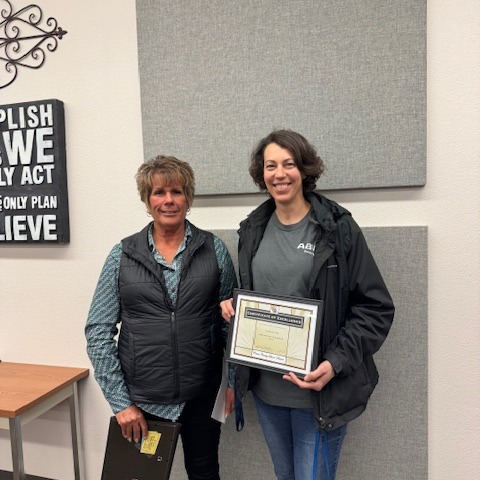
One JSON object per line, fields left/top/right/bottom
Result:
{"left": 171, "top": 247, "right": 198, "bottom": 401}
{"left": 171, "top": 311, "right": 179, "bottom": 400}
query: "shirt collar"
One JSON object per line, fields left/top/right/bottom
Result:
{"left": 147, "top": 221, "right": 192, "bottom": 253}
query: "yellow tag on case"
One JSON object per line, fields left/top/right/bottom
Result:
{"left": 140, "top": 431, "right": 161, "bottom": 455}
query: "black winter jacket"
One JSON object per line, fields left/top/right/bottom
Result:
{"left": 235, "top": 193, "right": 394, "bottom": 430}
{"left": 118, "top": 222, "right": 223, "bottom": 404}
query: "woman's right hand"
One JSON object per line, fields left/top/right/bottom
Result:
{"left": 115, "top": 405, "right": 149, "bottom": 443}
{"left": 220, "top": 298, "right": 235, "bottom": 323}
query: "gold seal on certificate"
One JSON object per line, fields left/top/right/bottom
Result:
{"left": 226, "top": 289, "right": 323, "bottom": 377}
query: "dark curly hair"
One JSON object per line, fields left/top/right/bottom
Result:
{"left": 249, "top": 129, "right": 325, "bottom": 196}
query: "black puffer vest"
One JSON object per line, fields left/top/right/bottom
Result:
{"left": 118, "top": 222, "right": 223, "bottom": 404}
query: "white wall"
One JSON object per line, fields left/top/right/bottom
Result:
{"left": 0, "top": 1, "right": 478, "bottom": 479}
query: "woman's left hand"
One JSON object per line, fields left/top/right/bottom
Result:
{"left": 224, "top": 387, "right": 235, "bottom": 417}
{"left": 282, "top": 360, "right": 335, "bottom": 391}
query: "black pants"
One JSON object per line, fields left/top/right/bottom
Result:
{"left": 144, "top": 389, "right": 221, "bottom": 480}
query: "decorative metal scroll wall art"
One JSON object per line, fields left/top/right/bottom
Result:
{"left": 0, "top": 1, "right": 67, "bottom": 89}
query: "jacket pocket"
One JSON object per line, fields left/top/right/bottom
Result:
{"left": 323, "top": 362, "right": 375, "bottom": 417}
{"left": 118, "top": 327, "right": 136, "bottom": 379}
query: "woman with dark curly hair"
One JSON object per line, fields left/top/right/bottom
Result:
{"left": 221, "top": 129, "right": 394, "bottom": 480}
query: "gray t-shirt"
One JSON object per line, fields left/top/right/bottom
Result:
{"left": 251, "top": 210, "right": 318, "bottom": 408}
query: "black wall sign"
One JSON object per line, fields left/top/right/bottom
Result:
{"left": 0, "top": 99, "right": 69, "bottom": 243}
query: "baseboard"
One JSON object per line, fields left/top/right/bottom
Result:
{"left": 0, "top": 471, "right": 56, "bottom": 480}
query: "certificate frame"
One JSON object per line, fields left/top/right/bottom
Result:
{"left": 226, "top": 289, "right": 323, "bottom": 378}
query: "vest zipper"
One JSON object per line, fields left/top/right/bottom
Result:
{"left": 171, "top": 311, "right": 180, "bottom": 400}
{"left": 170, "top": 236, "right": 211, "bottom": 401}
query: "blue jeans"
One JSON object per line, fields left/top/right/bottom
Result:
{"left": 254, "top": 393, "right": 347, "bottom": 480}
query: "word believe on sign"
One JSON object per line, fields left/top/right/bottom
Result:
{"left": 0, "top": 99, "right": 69, "bottom": 243}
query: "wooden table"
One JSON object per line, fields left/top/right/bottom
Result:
{"left": 0, "top": 362, "right": 89, "bottom": 480}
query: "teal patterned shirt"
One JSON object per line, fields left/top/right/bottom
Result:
{"left": 86, "top": 222, "right": 237, "bottom": 420}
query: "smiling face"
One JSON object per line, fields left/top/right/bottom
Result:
{"left": 148, "top": 174, "right": 188, "bottom": 233}
{"left": 263, "top": 142, "right": 306, "bottom": 207}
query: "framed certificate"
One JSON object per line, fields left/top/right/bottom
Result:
{"left": 226, "top": 289, "right": 323, "bottom": 378}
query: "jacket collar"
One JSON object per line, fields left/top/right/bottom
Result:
{"left": 243, "top": 192, "right": 350, "bottom": 233}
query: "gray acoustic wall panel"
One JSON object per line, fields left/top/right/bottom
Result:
{"left": 170, "top": 226, "right": 427, "bottom": 479}
{"left": 136, "top": 1, "right": 426, "bottom": 194}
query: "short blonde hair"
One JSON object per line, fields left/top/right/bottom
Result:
{"left": 135, "top": 155, "right": 195, "bottom": 208}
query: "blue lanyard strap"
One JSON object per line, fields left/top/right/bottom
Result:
{"left": 323, "top": 431, "right": 331, "bottom": 480}
{"left": 311, "top": 430, "right": 331, "bottom": 480}
{"left": 311, "top": 429, "right": 321, "bottom": 479}
{"left": 234, "top": 389, "right": 245, "bottom": 431}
